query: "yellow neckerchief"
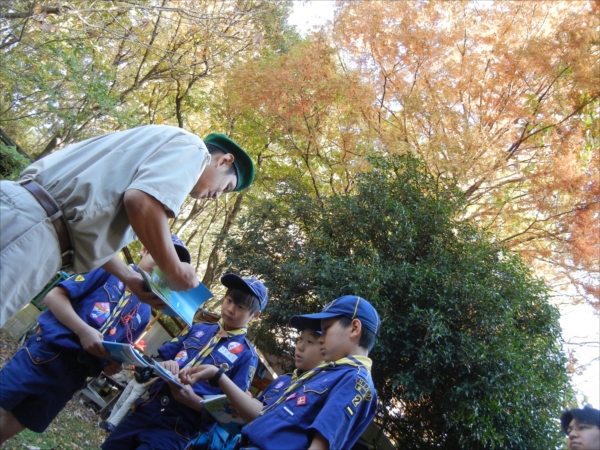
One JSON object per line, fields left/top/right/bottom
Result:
{"left": 291, "top": 369, "right": 301, "bottom": 383}
{"left": 183, "top": 319, "right": 247, "bottom": 369}
{"left": 259, "top": 355, "right": 372, "bottom": 416}
{"left": 99, "top": 291, "right": 132, "bottom": 336}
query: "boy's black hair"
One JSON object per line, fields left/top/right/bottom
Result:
{"left": 338, "top": 316, "right": 377, "bottom": 352}
{"left": 226, "top": 287, "right": 261, "bottom": 314}
{"left": 560, "top": 406, "right": 600, "bottom": 434}
{"left": 206, "top": 143, "right": 237, "bottom": 178}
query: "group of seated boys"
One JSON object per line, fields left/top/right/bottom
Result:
{"left": 0, "top": 235, "right": 380, "bottom": 450}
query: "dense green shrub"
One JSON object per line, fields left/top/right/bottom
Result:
{"left": 0, "top": 143, "right": 30, "bottom": 180}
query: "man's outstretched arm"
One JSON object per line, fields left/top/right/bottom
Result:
{"left": 123, "top": 189, "right": 198, "bottom": 291}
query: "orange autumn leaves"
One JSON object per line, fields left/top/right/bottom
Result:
{"left": 223, "top": 1, "right": 599, "bottom": 305}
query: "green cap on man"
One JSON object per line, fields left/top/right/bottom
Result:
{"left": 204, "top": 133, "right": 255, "bottom": 192}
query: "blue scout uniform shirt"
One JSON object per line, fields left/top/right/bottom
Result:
{"left": 257, "top": 373, "right": 293, "bottom": 407}
{"left": 38, "top": 266, "right": 151, "bottom": 352}
{"left": 151, "top": 322, "right": 258, "bottom": 412}
{"left": 241, "top": 357, "right": 377, "bottom": 450}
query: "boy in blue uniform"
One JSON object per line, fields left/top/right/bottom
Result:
{"left": 0, "top": 234, "right": 191, "bottom": 445}
{"left": 101, "top": 274, "right": 268, "bottom": 450}
{"left": 238, "top": 295, "right": 380, "bottom": 450}
{"left": 180, "top": 327, "right": 324, "bottom": 424}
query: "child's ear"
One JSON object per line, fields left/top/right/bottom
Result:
{"left": 350, "top": 319, "right": 362, "bottom": 339}
{"left": 250, "top": 310, "right": 261, "bottom": 321}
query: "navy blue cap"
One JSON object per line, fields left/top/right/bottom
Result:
{"left": 171, "top": 234, "right": 191, "bottom": 264}
{"left": 221, "top": 274, "right": 268, "bottom": 310}
{"left": 290, "top": 295, "right": 381, "bottom": 335}
{"left": 289, "top": 320, "right": 322, "bottom": 335}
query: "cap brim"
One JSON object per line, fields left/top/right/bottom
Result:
{"left": 221, "top": 273, "right": 251, "bottom": 293}
{"left": 290, "top": 312, "right": 341, "bottom": 331}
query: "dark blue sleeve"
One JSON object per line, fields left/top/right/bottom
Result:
{"left": 130, "top": 303, "right": 152, "bottom": 343}
{"left": 58, "top": 270, "right": 110, "bottom": 301}
{"left": 157, "top": 328, "right": 188, "bottom": 360}
{"left": 228, "top": 347, "right": 259, "bottom": 392}
{"left": 256, "top": 381, "right": 275, "bottom": 404}
{"left": 307, "top": 373, "right": 377, "bottom": 449}
{"left": 257, "top": 374, "right": 292, "bottom": 405}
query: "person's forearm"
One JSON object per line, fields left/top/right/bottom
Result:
{"left": 181, "top": 390, "right": 204, "bottom": 411}
{"left": 216, "top": 374, "right": 265, "bottom": 422}
{"left": 123, "top": 189, "right": 181, "bottom": 272}
{"left": 45, "top": 287, "right": 91, "bottom": 337}
{"left": 102, "top": 255, "right": 140, "bottom": 285}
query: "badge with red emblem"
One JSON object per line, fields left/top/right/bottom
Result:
{"left": 227, "top": 342, "right": 243, "bottom": 354}
{"left": 296, "top": 395, "right": 307, "bottom": 406}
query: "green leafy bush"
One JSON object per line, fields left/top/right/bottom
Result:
{"left": 0, "top": 143, "right": 30, "bottom": 180}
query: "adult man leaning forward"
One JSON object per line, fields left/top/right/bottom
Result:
{"left": 0, "top": 125, "right": 255, "bottom": 326}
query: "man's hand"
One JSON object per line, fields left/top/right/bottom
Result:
{"left": 77, "top": 325, "right": 111, "bottom": 359}
{"left": 162, "top": 262, "right": 199, "bottom": 292}
{"left": 179, "top": 365, "right": 218, "bottom": 385}
{"left": 125, "top": 274, "right": 167, "bottom": 310}
{"left": 159, "top": 360, "right": 180, "bottom": 376}
{"left": 104, "top": 359, "right": 124, "bottom": 376}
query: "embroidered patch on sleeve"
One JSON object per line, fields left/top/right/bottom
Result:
{"left": 75, "top": 275, "right": 85, "bottom": 282}
{"left": 352, "top": 393, "right": 363, "bottom": 407}
{"left": 247, "top": 365, "right": 256, "bottom": 389}
{"left": 345, "top": 405, "right": 355, "bottom": 419}
{"left": 355, "top": 377, "right": 373, "bottom": 401}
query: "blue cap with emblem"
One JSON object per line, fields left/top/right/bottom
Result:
{"left": 290, "top": 295, "right": 381, "bottom": 335}
{"left": 220, "top": 274, "right": 268, "bottom": 310}
{"left": 171, "top": 234, "right": 191, "bottom": 264}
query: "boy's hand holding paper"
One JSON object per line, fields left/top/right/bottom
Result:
{"left": 102, "top": 342, "right": 186, "bottom": 389}
{"left": 179, "top": 365, "right": 218, "bottom": 386}
{"left": 159, "top": 360, "right": 180, "bottom": 376}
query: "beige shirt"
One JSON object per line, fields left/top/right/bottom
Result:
{"left": 20, "top": 125, "right": 209, "bottom": 273}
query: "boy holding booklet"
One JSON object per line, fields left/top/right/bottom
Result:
{"left": 0, "top": 234, "right": 191, "bottom": 445}
{"left": 101, "top": 274, "right": 268, "bottom": 450}
{"left": 184, "top": 295, "right": 381, "bottom": 450}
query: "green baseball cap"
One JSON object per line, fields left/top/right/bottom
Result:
{"left": 204, "top": 133, "right": 255, "bottom": 192}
